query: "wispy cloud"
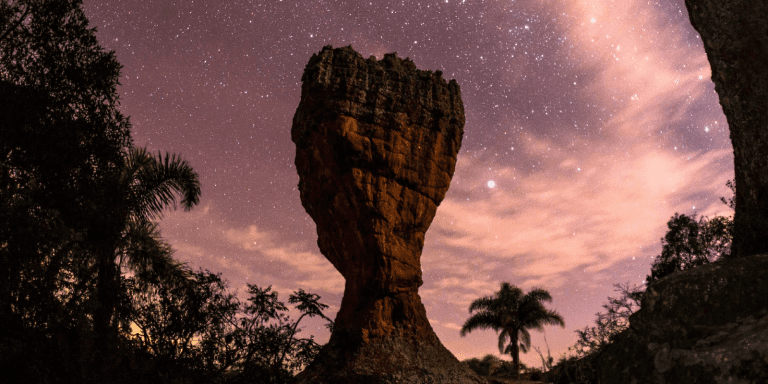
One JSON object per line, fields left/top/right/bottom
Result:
{"left": 420, "top": 0, "right": 731, "bottom": 300}
{"left": 419, "top": 0, "right": 733, "bottom": 364}
{"left": 563, "top": 0, "right": 715, "bottom": 140}
{"left": 159, "top": 206, "right": 344, "bottom": 296}
{"left": 428, "top": 145, "right": 730, "bottom": 288}
{"left": 223, "top": 224, "right": 344, "bottom": 293}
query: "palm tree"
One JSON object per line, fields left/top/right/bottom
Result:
{"left": 460, "top": 282, "right": 565, "bottom": 378}
{"left": 93, "top": 146, "right": 201, "bottom": 349}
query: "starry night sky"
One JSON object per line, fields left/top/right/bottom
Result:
{"left": 83, "top": 0, "right": 734, "bottom": 365}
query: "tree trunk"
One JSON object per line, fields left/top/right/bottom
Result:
{"left": 94, "top": 250, "right": 118, "bottom": 342}
{"left": 91, "top": 179, "right": 127, "bottom": 351}
{"left": 91, "top": 221, "right": 124, "bottom": 381}
{"left": 511, "top": 331, "right": 521, "bottom": 379}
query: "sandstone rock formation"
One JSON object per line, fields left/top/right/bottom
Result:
{"left": 291, "top": 46, "right": 482, "bottom": 383}
{"left": 684, "top": 0, "right": 768, "bottom": 257}
{"left": 594, "top": 255, "right": 768, "bottom": 383}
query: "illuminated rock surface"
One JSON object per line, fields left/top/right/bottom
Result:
{"left": 291, "top": 45, "right": 482, "bottom": 383}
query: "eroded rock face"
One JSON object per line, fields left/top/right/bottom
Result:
{"left": 292, "top": 46, "right": 482, "bottom": 383}
{"left": 595, "top": 255, "right": 768, "bottom": 383}
{"left": 684, "top": 0, "right": 768, "bottom": 257}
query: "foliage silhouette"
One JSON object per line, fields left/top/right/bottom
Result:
{"left": 646, "top": 213, "right": 732, "bottom": 283}
{"left": 228, "top": 285, "right": 333, "bottom": 384}
{"left": 94, "top": 146, "right": 201, "bottom": 356}
{"left": 1, "top": 0, "right": 133, "bottom": 381}
{"left": 720, "top": 179, "right": 736, "bottom": 210}
{"left": 127, "top": 267, "right": 236, "bottom": 382}
{"left": 546, "top": 284, "right": 642, "bottom": 384}
{"left": 460, "top": 282, "right": 564, "bottom": 378}
{"left": 462, "top": 354, "right": 519, "bottom": 378}
{"left": 127, "top": 273, "right": 333, "bottom": 384}
{"left": 570, "top": 283, "right": 643, "bottom": 359}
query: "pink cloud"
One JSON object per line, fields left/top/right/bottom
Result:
{"left": 419, "top": 0, "right": 733, "bottom": 366}
{"left": 159, "top": 206, "right": 344, "bottom": 296}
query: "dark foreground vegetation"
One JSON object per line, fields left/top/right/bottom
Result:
{"left": 462, "top": 354, "right": 548, "bottom": 382}
{"left": 1, "top": 1, "right": 331, "bottom": 383}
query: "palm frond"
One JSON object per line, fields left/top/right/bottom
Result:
{"left": 519, "top": 328, "right": 531, "bottom": 351}
{"left": 540, "top": 309, "right": 566, "bottom": 327}
{"left": 468, "top": 296, "right": 496, "bottom": 313}
{"left": 524, "top": 288, "right": 553, "bottom": 304}
{"left": 121, "top": 219, "right": 188, "bottom": 285}
{"left": 461, "top": 282, "right": 564, "bottom": 360}
{"left": 127, "top": 147, "right": 201, "bottom": 221}
{"left": 460, "top": 311, "right": 500, "bottom": 336}
{"left": 498, "top": 328, "right": 510, "bottom": 354}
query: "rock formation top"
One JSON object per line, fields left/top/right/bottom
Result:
{"left": 292, "top": 45, "right": 465, "bottom": 216}
{"left": 292, "top": 44, "right": 464, "bottom": 151}
{"left": 292, "top": 46, "right": 481, "bottom": 383}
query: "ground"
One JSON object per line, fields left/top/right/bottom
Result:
{"left": 486, "top": 378, "right": 545, "bottom": 384}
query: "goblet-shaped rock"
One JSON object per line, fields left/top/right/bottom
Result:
{"left": 292, "top": 46, "right": 482, "bottom": 383}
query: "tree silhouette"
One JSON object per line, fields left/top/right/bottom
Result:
{"left": 461, "top": 283, "right": 564, "bottom": 378}
{"left": 2, "top": 3, "right": 336, "bottom": 383}
{"left": 2, "top": 0, "right": 130, "bottom": 353}
{"left": 93, "top": 147, "right": 201, "bottom": 353}
{"left": 571, "top": 283, "right": 643, "bottom": 358}
{"left": 230, "top": 285, "right": 333, "bottom": 383}
{"left": 127, "top": 278, "right": 333, "bottom": 384}
{"left": 462, "top": 354, "right": 519, "bottom": 378}
{"left": 127, "top": 267, "right": 239, "bottom": 383}
{"left": 646, "top": 213, "right": 732, "bottom": 283}
{"left": 1, "top": 1, "right": 136, "bottom": 380}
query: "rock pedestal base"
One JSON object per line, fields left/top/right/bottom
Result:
{"left": 295, "top": 293, "right": 483, "bottom": 384}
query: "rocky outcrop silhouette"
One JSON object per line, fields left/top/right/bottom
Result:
{"left": 685, "top": 0, "right": 768, "bottom": 257}
{"left": 593, "top": 1, "right": 768, "bottom": 382}
{"left": 291, "top": 46, "right": 482, "bottom": 383}
{"left": 594, "top": 255, "right": 768, "bottom": 383}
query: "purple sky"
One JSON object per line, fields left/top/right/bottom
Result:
{"left": 84, "top": 0, "right": 733, "bottom": 366}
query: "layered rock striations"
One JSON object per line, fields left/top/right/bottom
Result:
{"left": 685, "top": 0, "right": 768, "bottom": 257}
{"left": 291, "top": 46, "right": 482, "bottom": 383}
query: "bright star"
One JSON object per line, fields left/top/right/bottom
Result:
{"left": 487, "top": 180, "right": 496, "bottom": 188}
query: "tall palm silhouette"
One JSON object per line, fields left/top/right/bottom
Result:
{"left": 460, "top": 282, "right": 564, "bottom": 377}
{"left": 93, "top": 147, "right": 201, "bottom": 345}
